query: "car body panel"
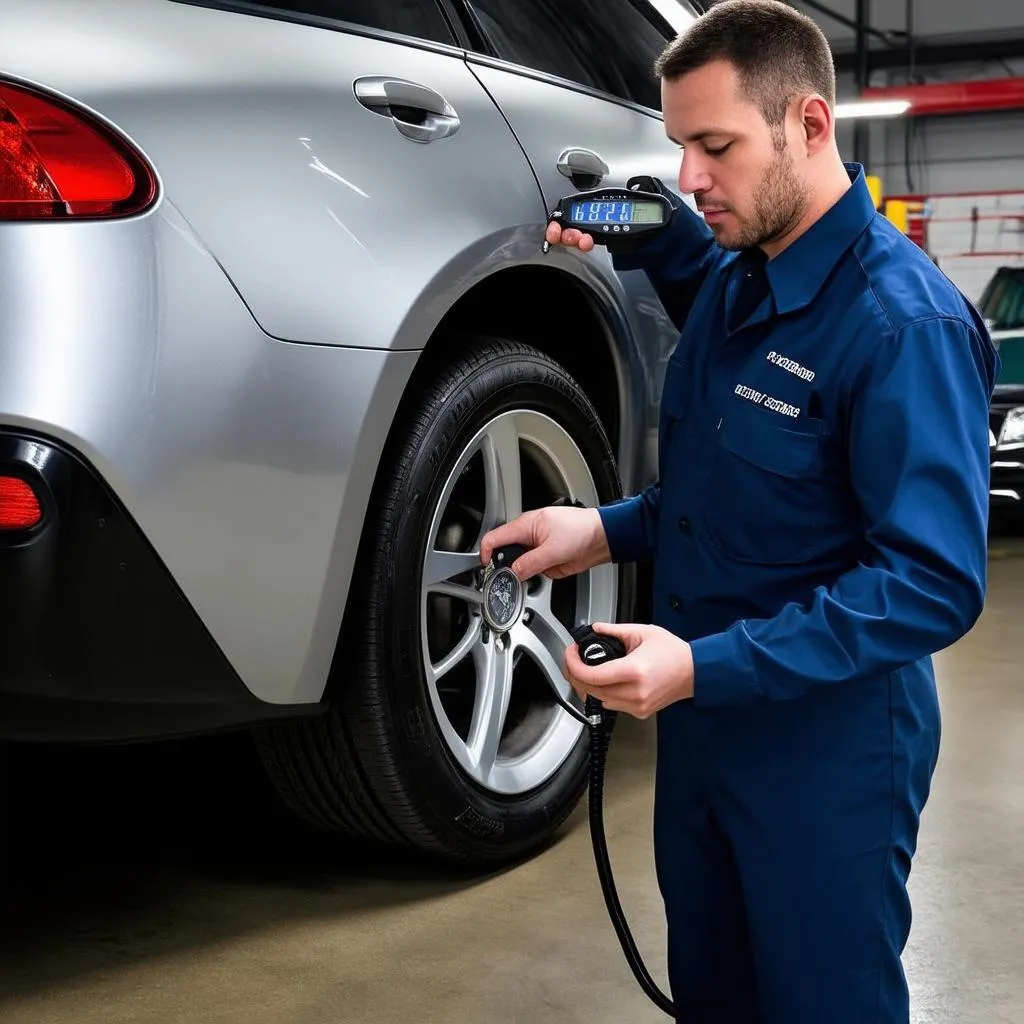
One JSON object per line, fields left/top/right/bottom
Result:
{"left": 992, "top": 328, "right": 1024, "bottom": 384}
{"left": 0, "top": 0, "right": 686, "bottom": 715}
{"left": 0, "top": 0, "right": 549, "bottom": 350}
{"left": 0, "top": 199, "right": 418, "bottom": 704}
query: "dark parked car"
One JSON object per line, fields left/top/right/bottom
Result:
{"left": 980, "top": 267, "right": 1024, "bottom": 519}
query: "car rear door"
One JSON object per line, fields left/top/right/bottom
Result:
{"left": 446, "top": 0, "right": 702, "bottom": 486}
{"left": 1, "top": 0, "right": 548, "bottom": 350}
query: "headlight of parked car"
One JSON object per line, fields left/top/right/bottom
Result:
{"left": 998, "top": 407, "right": 1024, "bottom": 446}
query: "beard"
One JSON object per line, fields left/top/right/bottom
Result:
{"left": 707, "top": 142, "right": 811, "bottom": 252}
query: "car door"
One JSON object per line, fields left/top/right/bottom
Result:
{"left": 447, "top": 0, "right": 702, "bottom": 488}
{"left": 24, "top": 0, "right": 549, "bottom": 351}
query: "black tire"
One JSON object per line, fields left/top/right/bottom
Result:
{"left": 253, "top": 337, "right": 631, "bottom": 866}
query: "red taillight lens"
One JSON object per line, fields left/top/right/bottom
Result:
{"left": 0, "top": 477, "right": 41, "bottom": 530}
{"left": 0, "top": 80, "right": 157, "bottom": 220}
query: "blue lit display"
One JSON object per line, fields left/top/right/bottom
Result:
{"left": 569, "top": 199, "right": 664, "bottom": 225}
{"left": 571, "top": 201, "right": 633, "bottom": 223}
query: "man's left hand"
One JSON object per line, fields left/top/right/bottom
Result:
{"left": 562, "top": 622, "right": 694, "bottom": 720}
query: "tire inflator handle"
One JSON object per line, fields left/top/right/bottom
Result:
{"left": 571, "top": 625, "right": 627, "bottom": 667}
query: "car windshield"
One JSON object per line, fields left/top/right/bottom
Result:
{"left": 979, "top": 269, "right": 1024, "bottom": 330}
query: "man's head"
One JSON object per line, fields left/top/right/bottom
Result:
{"left": 656, "top": 0, "right": 844, "bottom": 254}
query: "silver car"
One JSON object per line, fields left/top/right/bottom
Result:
{"left": 0, "top": 0, "right": 699, "bottom": 865}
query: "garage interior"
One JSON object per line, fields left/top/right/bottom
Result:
{"left": 2, "top": 0, "right": 1024, "bottom": 1022}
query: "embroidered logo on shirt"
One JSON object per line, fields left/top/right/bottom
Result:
{"left": 767, "top": 351, "right": 816, "bottom": 382}
{"left": 734, "top": 384, "right": 800, "bottom": 419}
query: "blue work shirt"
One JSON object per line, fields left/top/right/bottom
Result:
{"left": 599, "top": 163, "right": 998, "bottom": 707}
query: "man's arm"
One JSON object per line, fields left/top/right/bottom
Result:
{"left": 687, "top": 315, "right": 998, "bottom": 705}
{"left": 611, "top": 199, "right": 722, "bottom": 333}
{"left": 593, "top": 199, "right": 722, "bottom": 562}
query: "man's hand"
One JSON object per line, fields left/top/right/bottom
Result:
{"left": 480, "top": 506, "right": 610, "bottom": 582}
{"left": 545, "top": 221, "right": 595, "bottom": 252}
{"left": 563, "top": 622, "right": 694, "bottom": 719}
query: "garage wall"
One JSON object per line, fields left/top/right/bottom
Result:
{"left": 792, "top": 0, "right": 1024, "bottom": 300}
{"left": 797, "top": 0, "right": 1024, "bottom": 41}
{"left": 832, "top": 63, "right": 1024, "bottom": 198}
{"left": 799, "top": 0, "right": 1024, "bottom": 193}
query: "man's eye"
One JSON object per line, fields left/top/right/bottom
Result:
{"left": 706, "top": 142, "right": 733, "bottom": 157}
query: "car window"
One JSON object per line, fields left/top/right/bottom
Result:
{"left": 244, "top": 0, "right": 456, "bottom": 45}
{"left": 463, "top": 0, "right": 696, "bottom": 109}
{"left": 981, "top": 271, "right": 1024, "bottom": 330}
{"left": 1009, "top": 278, "right": 1024, "bottom": 330}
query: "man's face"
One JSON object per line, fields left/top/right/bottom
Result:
{"left": 662, "top": 59, "right": 811, "bottom": 252}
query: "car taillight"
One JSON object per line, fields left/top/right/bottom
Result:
{"left": 0, "top": 477, "right": 41, "bottom": 529}
{"left": 0, "top": 79, "right": 157, "bottom": 220}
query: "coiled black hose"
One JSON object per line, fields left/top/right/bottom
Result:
{"left": 585, "top": 695, "right": 676, "bottom": 1018}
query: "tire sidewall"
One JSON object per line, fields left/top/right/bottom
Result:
{"left": 377, "top": 346, "right": 624, "bottom": 858}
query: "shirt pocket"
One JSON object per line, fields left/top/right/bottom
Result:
{"left": 699, "top": 406, "right": 829, "bottom": 565}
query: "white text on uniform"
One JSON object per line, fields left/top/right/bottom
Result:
{"left": 767, "top": 351, "right": 816, "bottom": 382}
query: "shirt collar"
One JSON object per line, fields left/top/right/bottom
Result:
{"left": 762, "top": 162, "right": 877, "bottom": 315}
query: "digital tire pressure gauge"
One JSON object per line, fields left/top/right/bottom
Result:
{"left": 543, "top": 180, "right": 677, "bottom": 251}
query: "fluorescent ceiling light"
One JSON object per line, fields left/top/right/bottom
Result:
{"left": 834, "top": 99, "right": 912, "bottom": 119}
{"left": 647, "top": 0, "right": 697, "bottom": 32}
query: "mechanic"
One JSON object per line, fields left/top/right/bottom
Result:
{"left": 481, "top": 2, "right": 998, "bottom": 1023}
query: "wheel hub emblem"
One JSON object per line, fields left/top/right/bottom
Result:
{"left": 481, "top": 565, "right": 524, "bottom": 632}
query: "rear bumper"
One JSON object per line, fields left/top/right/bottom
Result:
{"left": 0, "top": 430, "right": 319, "bottom": 742}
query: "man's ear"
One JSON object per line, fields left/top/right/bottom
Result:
{"left": 798, "top": 94, "right": 834, "bottom": 154}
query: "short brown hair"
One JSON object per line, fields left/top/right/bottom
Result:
{"left": 654, "top": 0, "right": 836, "bottom": 129}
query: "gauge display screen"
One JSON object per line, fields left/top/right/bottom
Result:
{"left": 569, "top": 199, "right": 664, "bottom": 225}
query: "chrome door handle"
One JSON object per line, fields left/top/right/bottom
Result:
{"left": 556, "top": 147, "right": 609, "bottom": 189}
{"left": 354, "top": 76, "right": 460, "bottom": 143}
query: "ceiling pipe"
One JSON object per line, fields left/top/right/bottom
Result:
{"left": 861, "top": 77, "right": 1024, "bottom": 116}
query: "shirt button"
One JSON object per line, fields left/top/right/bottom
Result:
{"left": 669, "top": 595, "right": 683, "bottom": 611}
{"left": 678, "top": 517, "right": 691, "bottom": 534}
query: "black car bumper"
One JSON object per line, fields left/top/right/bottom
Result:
{"left": 990, "top": 455, "right": 1024, "bottom": 511}
{"left": 990, "top": 391, "right": 1024, "bottom": 517}
{"left": 0, "top": 430, "right": 319, "bottom": 743}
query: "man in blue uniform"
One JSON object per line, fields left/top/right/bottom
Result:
{"left": 481, "top": 1, "right": 997, "bottom": 1022}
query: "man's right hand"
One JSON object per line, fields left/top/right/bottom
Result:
{"left": 480, "top": 506, "right": 611, "bottom": 582}
{"left": 545, "top": 220, "right": 596, "bottom": 253}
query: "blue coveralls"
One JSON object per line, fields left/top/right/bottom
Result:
{"left": 597, "top": 164, "right": 998, "bottom": 1024}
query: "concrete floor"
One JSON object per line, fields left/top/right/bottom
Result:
{"left": 1, "top": 541, "right": 1023, "bottom": 1024}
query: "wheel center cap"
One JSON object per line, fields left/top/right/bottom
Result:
{"left": 481, "top": 565, "right": 524, "bottom": 633}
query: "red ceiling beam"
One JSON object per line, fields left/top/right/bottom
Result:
{"left": 862, "top": 77, "right": 1024, "bottom": 117}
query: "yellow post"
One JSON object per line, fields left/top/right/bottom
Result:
{"left": 885, "top": 200, "right": 909, "bottom": 234}
{"left": 866, "top": 174, "right": 883, "bottom": 210}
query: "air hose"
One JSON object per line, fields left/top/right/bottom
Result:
{"left": 487, "top": 524, "right": 675, "bottom": 1017}
{"left": 583, "top": 691, "right": 676, "bottom": 1018}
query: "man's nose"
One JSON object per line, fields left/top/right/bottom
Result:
{"left": 678, "top": 152, "right": 711, "bottom": 196}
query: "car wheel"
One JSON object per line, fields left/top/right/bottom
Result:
{"left": 253, "top": 336, "right": 631, "bottom": 866}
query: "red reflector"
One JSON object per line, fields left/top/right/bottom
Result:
{"left": 0, "top": 477, "right": 41, "bottom": 529}
{"left": 0, "top": 80, "right": 156, "bottom": 220}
